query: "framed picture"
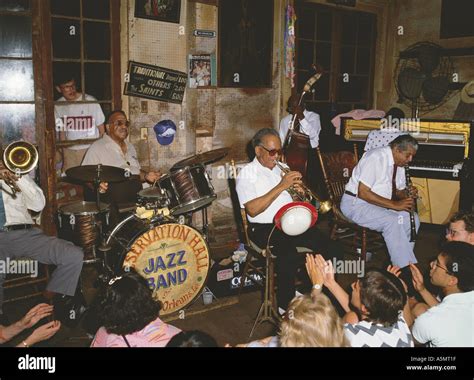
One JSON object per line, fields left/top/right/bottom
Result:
{"left": 135, "top": 0, "right": 181, "bottom": 24}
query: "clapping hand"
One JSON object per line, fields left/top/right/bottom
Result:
{"left": 19, "top": 303, "right": 54, "bottom": 329}
{"left": 305, "top": 254, "right": 330, "bottom": 289}
{"left": 26, "top": 321, "right": 61, "bottom": 346}
{"left": 409, "top": 263, "right": 425, "bottom": 292}
{"left": 386, "top": 265, "right": 408, "bottom": 293}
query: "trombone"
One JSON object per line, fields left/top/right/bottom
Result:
{"left": 275, "top": 160, "right": 332, "bottom": 214}
{"left": 1, "top": 141, "right": 39, "bottom": 198}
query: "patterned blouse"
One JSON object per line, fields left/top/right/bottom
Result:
{"left": 91, "top": 317, "right": 181, "bottom": 347}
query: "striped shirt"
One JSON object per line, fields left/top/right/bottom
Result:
{"left": 344, "top": 314, "right": 414, "bottom": 347}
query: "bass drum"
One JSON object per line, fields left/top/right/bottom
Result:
{"left": 106, "top": 215, "right": 210, "bottom": 315}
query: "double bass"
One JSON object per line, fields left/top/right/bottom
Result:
{"left": 282, "top": 65, "right": 323, "bottom": 179}
{"left": 281, "top": 66, "right": 332, "bottom": 214}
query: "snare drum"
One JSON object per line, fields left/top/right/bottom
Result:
{"left": 106, "top": 216, "right": 210, "bottom": 315}
{"left": 158, "top": 164, "right": 216, "bottom": 215}
{"left": 58, "top": 201, "right": 109, "bottom": 262}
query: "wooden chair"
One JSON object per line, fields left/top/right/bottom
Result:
{"left": 316, "top": 146, "right": 383, "bottom": 261}
{"left": 3, "top": 260, "right": 49, "bottom": 304}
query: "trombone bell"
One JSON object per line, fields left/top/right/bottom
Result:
{"left": 3, "top": 141, "right": 38, "bottom": 174}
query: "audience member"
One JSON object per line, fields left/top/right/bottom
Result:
{"left": 91, "top": 271, "right": 180, "bottom": 347}
{"left": 410, "top": 242, "right": 474, "bottom": 347}
{"left": 0, "top": 303, "right": 60, "bottom": 347}
{"left": 308, "top": 254, "right": 414, "bottom": 347}
{"left": 445, "top": 212, "right": 474, "bottom": 245}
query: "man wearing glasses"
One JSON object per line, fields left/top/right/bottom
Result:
{"left": 236, "top": 128, "right": 342, "bottom": 311}
{"left": 445, "top": 212, "right": 474, "bottom": 245}
{"left": 408, "top": 242, "right": 474, "bottom": 347}
{"left": 54, "top": 73, "right": 105, "bottom": 172}
{"left": 82, "top": 110, "right": 161, "bottom": 224}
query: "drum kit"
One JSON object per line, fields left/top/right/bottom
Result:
{"left": 58, "top": 148, "right": 228, "bottom": 315}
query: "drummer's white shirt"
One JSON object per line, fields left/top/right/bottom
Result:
{"left": 82, "top": 134, "right": 141, "bottom": 175}
{"left": 0, "top": 175, "right": 45, "bottom": 226}
{"left": 236, "top": 158, "right": 292, "bottom": 224}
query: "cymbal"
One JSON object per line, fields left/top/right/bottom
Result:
{"left": 171, "top": 147, "right": 230, "bottom": 170}
{"left": 66, "top": 165, "right": 127, "bottom": 183}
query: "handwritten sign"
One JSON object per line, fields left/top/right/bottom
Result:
{"left": 124, "top": 61, "right": 187, "bottom": 104}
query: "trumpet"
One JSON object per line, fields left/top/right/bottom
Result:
{"left": 1, "top": 141, "right": 39, "bottom": 198}
{"left": 275, "top": 161, "right": 332, "bottom": 214}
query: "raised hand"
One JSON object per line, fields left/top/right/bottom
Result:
{"left": 314, "top": 254, "right": 336, "bottom": 287}
{"left": 409, "top": 263, "right": 425, "bottom": 292}
{"left": 386, "top": 265, "right": 408, "bottom": 293}
{"left": 305, "top": 254, "right": 324, "bottom": 287}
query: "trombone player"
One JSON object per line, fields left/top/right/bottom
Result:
{"left": 236, "top": 128, "right": 343, "bottom": 311}
{"left": 0, "top": 141, "right": 84, "bottom": 324}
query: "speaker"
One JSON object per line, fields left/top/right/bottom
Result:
{"left": 327, "top": 0, "right": 356, "bottom": 6}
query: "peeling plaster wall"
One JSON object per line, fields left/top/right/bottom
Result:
{"left": 118, "top": 1, "right": 287, "bottom": 246}
{"left": 121, "top": 0, "right": 194, "bottom": 173}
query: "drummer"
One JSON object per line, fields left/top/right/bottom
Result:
{"left": 82, "top": 110, "right": 161, "bottom": 223}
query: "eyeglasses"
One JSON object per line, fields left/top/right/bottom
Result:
{"left": 259, "top": 144, "right": 282, "bottom": 157}
{"left": 430, "top": 259, "right": 453, "bottom": 275}
{"left": 111, "top": 120, "right": 130, "bottom": 128}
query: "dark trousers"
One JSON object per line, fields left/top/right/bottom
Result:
{"left": 248, "top": 223, "right": 343, "bottom": 309}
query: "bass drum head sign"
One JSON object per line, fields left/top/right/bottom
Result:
{"left": 122, "top": 223, "right": 210, "bottom": 315}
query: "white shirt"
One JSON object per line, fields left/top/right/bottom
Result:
{"left": 0, "top": 175, "right": 45, "bottom": 226}
{"left": 55, "top": 93, "right": 105, "bottom": 150}
{"left": 412, "top": 291, "right": 474, "bottom": 347}
{"left": 279, "top": 110, "right": 321, "bottom": 148}
{"left": 82, "top": 134, "right": 141, "bottom": 175}
{"left": 345, "top": 146, "right": 406, "bottom": 198}
{"left": 235, "top": 158, "right": 293, "bottom": 224}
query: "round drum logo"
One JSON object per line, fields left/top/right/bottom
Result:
{"left": 123, "top": 223, "right": 210, "bottom": 315}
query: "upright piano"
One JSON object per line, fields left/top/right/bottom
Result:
{"left": 341, "top": 118, "right": 473, "bottom": 225}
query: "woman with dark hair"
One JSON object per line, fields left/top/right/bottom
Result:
{"left": 91, "top": 271, "right": 180, "bottom": 347}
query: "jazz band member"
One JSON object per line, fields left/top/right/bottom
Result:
{"left": 82, "top": 110, "right": 161, "bottom": 224}
{"left": 340, "top": 134, "right": 420, "bottom": 278}
{"left": 0, "top": 161, "right": 84, "bottom": 321}
{"left": 236, "top": 128, "right": 342, "bottom": 310}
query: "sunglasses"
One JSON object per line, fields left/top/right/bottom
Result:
{"left": 259, "top": 144, "right": 282, "bottom": 157}
{"left": 111, "top": 120, "right": 130, "bottom": 128}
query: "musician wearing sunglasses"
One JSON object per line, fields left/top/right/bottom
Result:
{"left": 82, "top": 110, "right": 161, "bottom": 224}
{"left": 236, "top": 128, "right": 343, "bottom": 311}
